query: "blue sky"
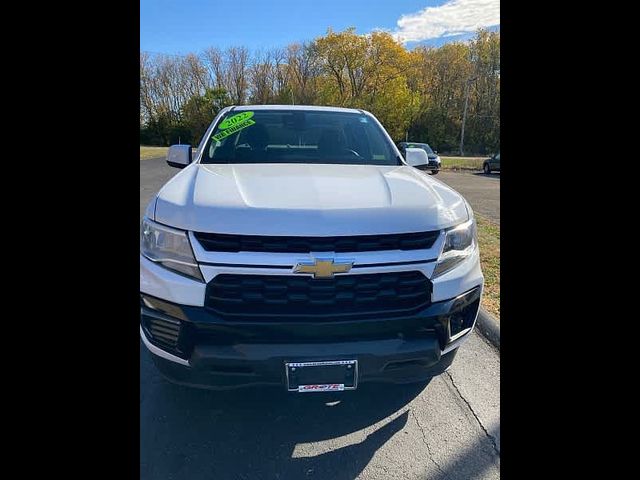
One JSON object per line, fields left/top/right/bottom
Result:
{"left": 140, "top": 0, "right": 499, "bottom": 54}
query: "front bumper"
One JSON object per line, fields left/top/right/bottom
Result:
{"left": 140, "top": 286, "right": 481, "bottom": 390}
{"left": 140, "top": 229, "right": 483, "bottom": 390}
{"left": 416, "top": 160, "right": 440, "bottom": 171}
{"left": 416, "top": 165, "right": 440, "bottom": 172}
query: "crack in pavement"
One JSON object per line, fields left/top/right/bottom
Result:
{"left": 445, "top": 371, "right": 500, "bottom": 457}
{"left": 409, "top": 408, "right": 447, "bottom": 478}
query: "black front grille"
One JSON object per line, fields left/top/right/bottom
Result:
{"left": 204, "top": 271, "right": 432, "bottom": 320}
{"left": 192, "top": 231, "right": 439, "bottom": 253}
{"left": 144, "top": 316, "right": 182, "bottom": 351}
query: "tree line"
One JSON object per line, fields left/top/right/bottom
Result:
{"left": 140, "top": 28, "right": 499, "bottom": 155}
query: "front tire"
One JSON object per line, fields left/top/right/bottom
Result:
{"left": 430, "top": 169, "right": 439, "bottom": 175}
{"left": 483, "top": 163, "right": 491, "bottom": 174}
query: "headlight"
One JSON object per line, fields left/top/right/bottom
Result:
{"left": 140, "top": 217, "right": 203, "bottom": 281}
{"left": 436, "top": 156, "right": 441, "bottom": 164}
{"left": 432, "top": 217, "right": 477, "bottom": 278}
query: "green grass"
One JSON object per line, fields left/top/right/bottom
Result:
{"left": 440, "top": 156, "right": 485, "bottom": 171}
{"left": 140, "top": 146, "right": 168, "bottom": 160}
{"left": 476, "top": 214, "right": 500, "bottom": 321}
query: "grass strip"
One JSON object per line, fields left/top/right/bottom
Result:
{"left": 140, "top": 146, "right": 169, "bottom": 160}
{"left": 475, "top": 213, "right": 500, "bottom": 321}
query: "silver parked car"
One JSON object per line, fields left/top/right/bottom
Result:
{"left": 397, "top": 142, "right": 441, "bottom": 175}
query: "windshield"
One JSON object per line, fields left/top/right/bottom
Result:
{"left": 406, "top": 143, "right": 434, "bottom": 155}
{"left": 201, "top": 109, "right": 400, "bottom": 166}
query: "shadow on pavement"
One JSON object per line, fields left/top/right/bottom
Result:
{"left": 473, "top": 172, "right": 500, "bottom": 179}
{"left": 140, "top": 370, "right": 427, "bottom": 479}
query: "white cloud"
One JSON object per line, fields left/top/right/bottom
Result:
{"left": 392, "top": 0, "right": 500, "bottom": 43}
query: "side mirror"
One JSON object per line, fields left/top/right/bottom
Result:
{"left": 167, "top": 144, "right": 192, "bottom": 169}
{"left": 433, "top": 149, "right": 438, "bottom": 154}
{"left": 404, "top": 147, "right": 429, "bottom": 168}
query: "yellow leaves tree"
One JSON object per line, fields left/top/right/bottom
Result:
{"left": 142, "top": 28, "right": 499, "bottom": 151}
{"left": 312, "top": 28, "right": 416, "bottom": 138}
{"left": 314, "top": 27, "right": 367, "bottom": 106}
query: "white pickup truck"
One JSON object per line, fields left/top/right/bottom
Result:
{"left": 140, "top": 105, "right": 483, "bottom": 392}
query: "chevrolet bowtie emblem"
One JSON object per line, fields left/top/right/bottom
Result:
{"left": 293, "top": 258, "right": 354, "bottom": 279}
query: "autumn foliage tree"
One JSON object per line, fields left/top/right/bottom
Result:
{"left": 140, "top": 28, "right": 499, "bottom": 154}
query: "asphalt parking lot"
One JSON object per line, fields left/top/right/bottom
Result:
{"left": 435, "top": 171, "right": 500, "bottom": 224}
{"left": 140, "top": 157, "right": 500, "bottom": 479}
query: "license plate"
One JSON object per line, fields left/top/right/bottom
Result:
{"left": 285, "top": 360, "right": 358, "bottom": 392}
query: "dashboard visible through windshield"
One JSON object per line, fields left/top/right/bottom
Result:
{"left": 201, "top": 109, "right": 400, "bottom": 166}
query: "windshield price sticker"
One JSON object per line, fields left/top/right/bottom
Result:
{"left": 212, "top": 111, "right": 255, "bottom": 141}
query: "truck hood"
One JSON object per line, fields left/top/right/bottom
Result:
{"left": 153, "top": 163, "right": 469, "bottom": 235}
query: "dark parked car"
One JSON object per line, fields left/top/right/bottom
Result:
{"left": 397, "top": 142, "right": 441, "bottom": 175}
{"left": 483, "top": 152, "right": 500, "bottom": 174}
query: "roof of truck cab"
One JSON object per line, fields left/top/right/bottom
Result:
{"left": 232, "top": 105, "right": 365, "bottom": 114}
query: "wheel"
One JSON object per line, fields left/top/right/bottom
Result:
{"left": 483, "top": 162, "right": 491, "bottom": 174}
{"left": 430, "top": 169, "right": 439, "bottom": 175}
